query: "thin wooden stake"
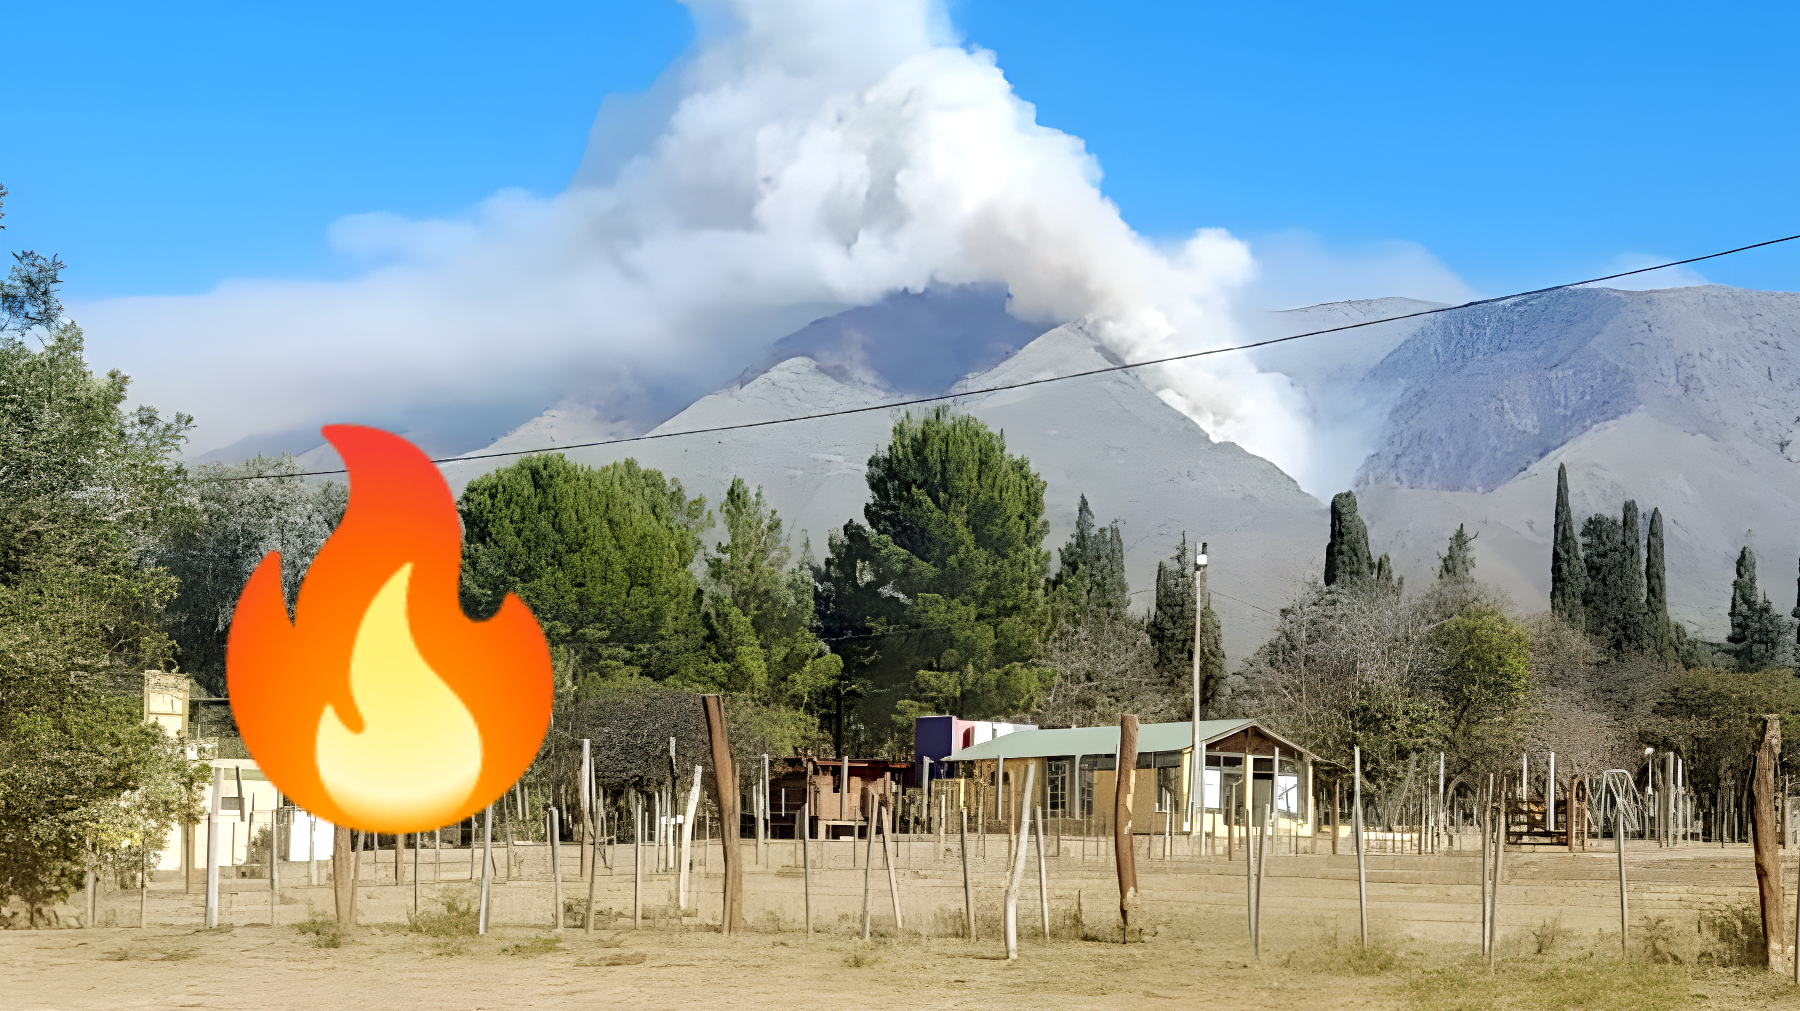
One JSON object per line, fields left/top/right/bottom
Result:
{"left": 1035, "top": 805, "right": 1050, "bottom": 939}
{"left": 801, "top": 802, "right": 812, "bottom": 936}
{"left": 1614, "top": 777, "right": 1629, "bottom": 959}
{"left": 960, "top": 809, "right": 975, "bottom": 941}
{"left": 881, "top": 804, "right": 903, "bottom": 933}
{"left": 1354, "top": 746, "right": 1367, "bottom": 948}
{"left": 862, "top": 787, "right": 876, "bottom": 941}
{"left": 478, "top": 806, "right": 493, "bottom": 934}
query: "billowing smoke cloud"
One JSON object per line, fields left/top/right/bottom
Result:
{"left": 76, "top": 0, "right": 1320, "bottom": 478}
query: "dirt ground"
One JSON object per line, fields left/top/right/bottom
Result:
{"left": 6, "top": 916, "right": 1797, "bottom": 1011}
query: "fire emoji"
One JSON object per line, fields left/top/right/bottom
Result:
{"left": 227, "top": 425, "right": 552, "bottom": 832}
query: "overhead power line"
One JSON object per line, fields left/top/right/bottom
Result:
{"left": 205, "top": 232, "right": 1800, "bottom": 482}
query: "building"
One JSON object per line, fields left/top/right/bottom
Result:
{"left": 935, "top": 718, "right": 1339, "bottom": 838}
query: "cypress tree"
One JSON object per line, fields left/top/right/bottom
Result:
{"left": 1727, "top": 547, "right": 1758, "bottom": 648}
{"left": 1195, "top": 573, "right": 1226, "bottom": 718}
{"left": 1550, "top": 463, "right": 1587, "bottom": 630}
{"left": 1580, "top": 512, "right": 1626, "bottom": 652}
{"left": 1620, "top": 500, "right": 1648, "bottom": 652}
{"left": 1645, "top": 507, "right": 1675, "bottom": 656}
{"left": 1374, "top": 553, "right": 1398, "bottom": 589}
{"left": 1324, "top": 491, "right": 1374, "bottom": 587}
{"left": 1727, "top": 546, "right": 1789, "bottom": 670}
{"left": 1149, "top": 534, "right": 1195, "bottom": 673}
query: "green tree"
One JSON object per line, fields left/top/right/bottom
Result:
{"left": 0, "top": 188, "right": 203, "bottom": 920}
{"left": 1645, "top": 507, "right": 1676, "bottom": 658}
{"left": 819, "top": 409, "right": 1052, "bottom": 729}
{"left": 157, "top": 456, "right": 348, "bottom": 699}
{"left": 1432, "top": 605, "right": 1532, "bottom": 761}
{"left": 458, "top": 454, "right": 710, "bottom": 685}
{"left": 1619, "top": 500, "right": 1648, "bottom": 653}
{"left": 1438, "top": 524, "right": 1477, "bottom": 582}
{"left": 1050, "top": 495, "right": 1128, "bottom": 615}
{"left": 683, "top": 477, "right": 840, "bottom": 715}
{"left": 1146, "top": 534, "right": 1225, "bottom": 718}
{"left": 1725, "top": 546, "right": 1788, "bottom": 671}
{"left": 1550, "top": 463, "right": 1587, "bottom": 631}
{"left": 1324, "top": 491, "right": 1373, "bottom": 586}
{"left": 1580, "top": 512, "right": 1629, "bottom": 654}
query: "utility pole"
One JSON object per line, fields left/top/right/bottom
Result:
{"left": 1189, "top": 541, "right": 1208, "bottom": 836}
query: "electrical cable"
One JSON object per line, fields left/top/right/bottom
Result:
{"left": 203, "top": 232, "right": 1800, "bottom": 482}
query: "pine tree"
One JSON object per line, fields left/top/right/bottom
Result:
{"left": 1550, "top": 463, "right": 1587, "bottom": 631}
{"left": 1324, "top": 491, "right": 1374, "bottom": 586}
{"left": 1645, "top": 507, "right": 1675, "bottom": 657}
{"left": 1619, "top": 500, "right": 1648, "bottom": 653}
{"left": 1438, "top": 524, "right": 1477, "bottom": 582}
{"left": 1052, "top": 494, "right": 1129, "bottom": 614}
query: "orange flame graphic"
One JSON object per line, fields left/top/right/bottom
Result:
{"left": 227, "top": 425, "right": 551, "bottom": 832}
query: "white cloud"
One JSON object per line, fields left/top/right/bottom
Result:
{"left": 73, "top": 0, "right": 1309, "bottom": 468}
{"left": 1589, "top": 252, "right": 1709, "bottom": 291}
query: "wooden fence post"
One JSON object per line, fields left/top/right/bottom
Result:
{"left": 1750, "top": 715, "right": 1785, "bottom": 971}
{"left": 1114, "top": 715, "right": 1139, "bottom": 939}
{"left": 702, "top": 695, "right": 744, "bottom": 934}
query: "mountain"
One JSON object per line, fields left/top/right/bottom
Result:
{"left": 443, "top": 310, "right": 1325, "bottom": 663}
{"left": 1337, "top": 285, "right": 1800, "bottom": 640}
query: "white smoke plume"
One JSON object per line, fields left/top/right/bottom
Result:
{"left": 78, "top": 0, "right": 1315, "bottom": 476}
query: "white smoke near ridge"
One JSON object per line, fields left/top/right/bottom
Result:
{"left": 77, "top": 0, "right": 1315, "bottom": 477}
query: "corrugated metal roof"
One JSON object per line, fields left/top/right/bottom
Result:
{"left": 941, "top": 719, "right": 1275, "bottom": 762}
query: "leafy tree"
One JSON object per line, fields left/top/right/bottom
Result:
{"left": 1648, "top": 666, "right": 1800, "bottom": 809}
{"left": 1725, "top": 546, "right": 1788, "bottom": 671}
{"left": 1550, "top": 463, "right": 1587, "bottom": 631}
{"left": 819, "top": 409, "right": 1052, "bottom": 729}
{"left": 683, "top": 477, "right": 840, "bottom": 715}
{"left": 0, "top": 188, "right": 203, "bottom": 921}
{"left": 458, "top": 454, "right": 710, "bottom": 685}
{"left": 1324, "top": 491, "right": 1373, "bottom": 586}
{"left": 157, "top": 456, "right": 347, "bottom": 699}
{"left": 1431, "top": 606, "right": 1532, "bottom": 762}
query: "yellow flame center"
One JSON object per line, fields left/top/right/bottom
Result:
{"left": 316, "top": 563, "right": 481, "bottom": 827}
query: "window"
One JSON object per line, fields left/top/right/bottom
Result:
{"left": 1155, "top": 766, "right": 1180, "bottom": 812}
{"left": 1047, "top": 758, "right": 1071, "bottom": 815}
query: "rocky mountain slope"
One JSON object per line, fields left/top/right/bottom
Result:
{"left": 444, "top": 307, "right": 1325, "bottom": 662}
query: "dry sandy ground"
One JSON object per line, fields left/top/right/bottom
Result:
{"left": 7, "top": 919, "right": 1797, "bottom": 1011}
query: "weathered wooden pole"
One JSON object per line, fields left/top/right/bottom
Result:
{"left": 1253, "top": 802, "right": 1270, "bottom": 958}
{"left": 960, "top": 809, "right": 975, "bottom": 941}
{"left": 881, "top": 803, "right": 903, "bottom": 934}
{"left": 1614, "top": 777, "right": 1629, "bottom": 958}
{"left": 1354, "top": 746, "right": 1367, "bottom": 948}
{"left": 205, "top": 767, "right": 223, "bottom": 929}
{"left": 1749, "top": 715, "right": 1785, "bottom": 971}
{"left": 862, "top": 786, "right": 876, "bottom": 941}
{"left": 701, "top": 694, "right": 744, "bottom": 935}
{"left": 631, "top": 794, "right": 643, "bottom": 929}
{"left": 1035, "top": 805, "right": 1050, "bottom": 939}
{"left": 1003, "top": 761, "right": 1037, "bottom": 959}
{"left": 585, "top": 806, "right": 600, "bottom": 934}
{"left": 477, "top": 806, "right": 493, "bottom": 934}
{"left": 1490, "top": 780, "right": 1505, "bottom": 970}
{"left": 331, "top": 824, "right": 352, "bottom": 927}
{"left": 801, "top": 801, "right": 812, "bottom": 936}
{"left": 550, "top": 807, "right": 564, "bottom": 933}
{"left": 1114, "top": 715, "right": 1140, "bottom": 939}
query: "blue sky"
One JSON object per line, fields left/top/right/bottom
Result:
{"left": 3, "top": 0, "right": 1797, "bottom": 466}
{"left": 7, "top": 0, "right": 1795, "bottom": 303}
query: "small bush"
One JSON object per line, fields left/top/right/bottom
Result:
{"left": 294, "top": 912, "right": 345, "bottom": 949}
{"left": 1637, "top": 916, "right": 1682, "bottom": 965}
{"left": 843, "top": 945, "right": 880, "bottom": 967}
{"left": 409, "top": 897, "right": 479, "bottom": 937}
{"left": 1532, "top": 916, "right": 1572, "bottom": 955}
{"left": 1698, "top": 903, "right": 1764, "bottom": 967}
